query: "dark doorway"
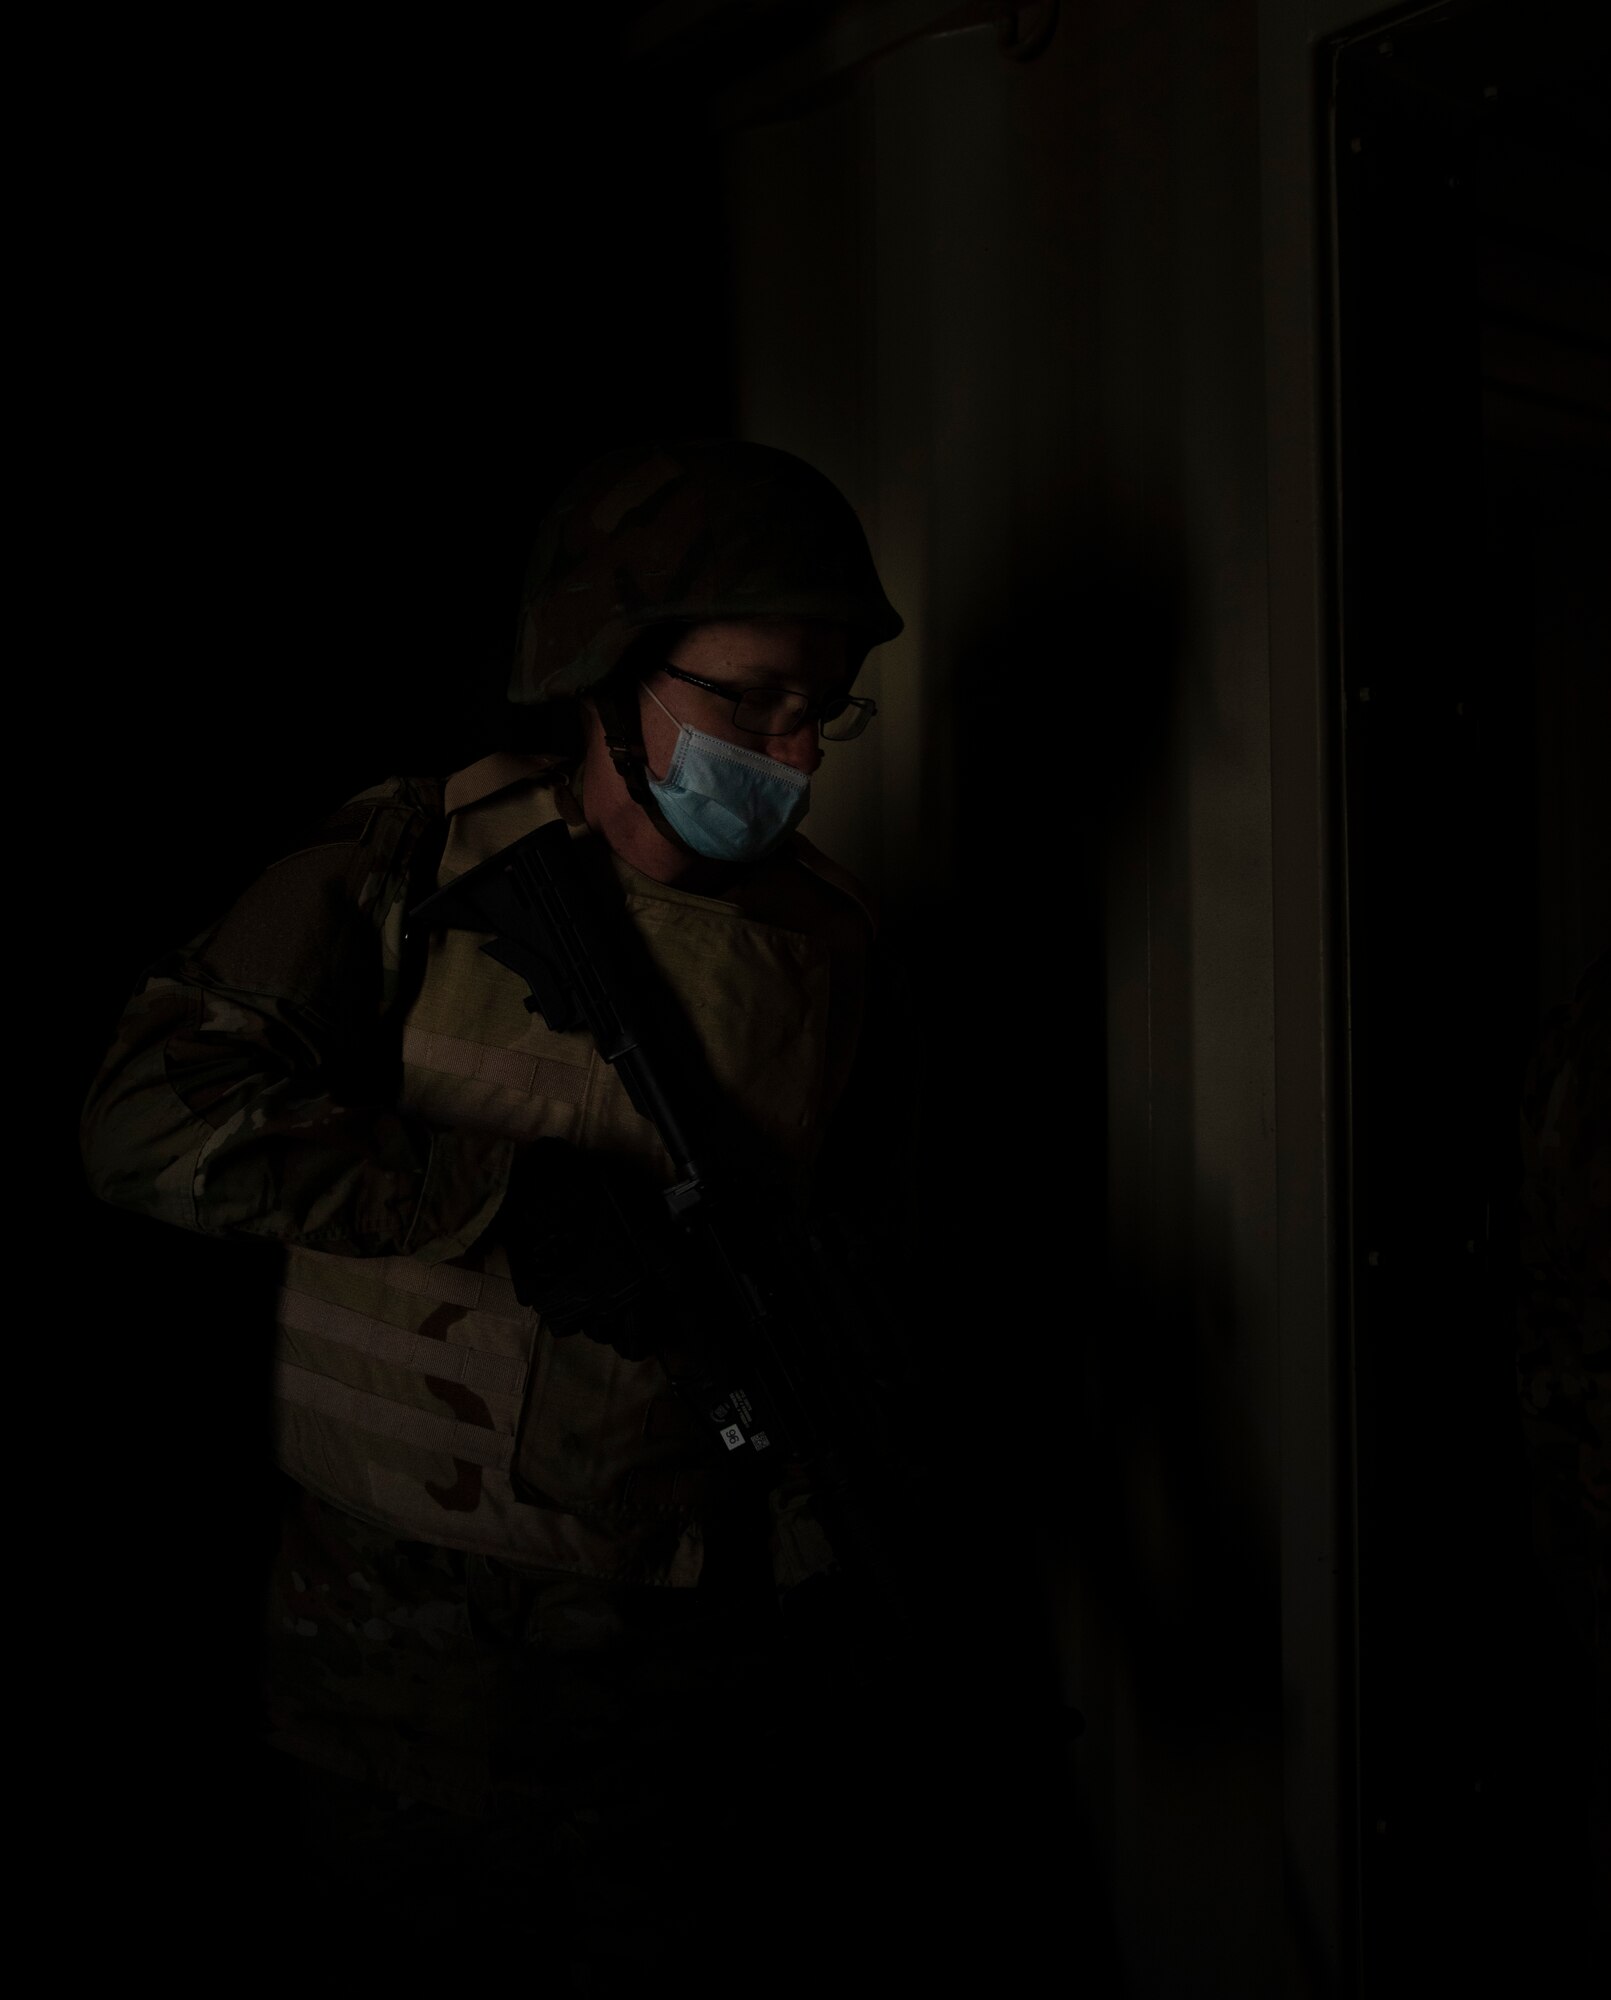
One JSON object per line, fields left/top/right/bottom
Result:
{"left": 1331, "top": 1, "right": 1609, "bottom": 1984}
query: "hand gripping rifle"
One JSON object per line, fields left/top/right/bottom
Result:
{"left": 406, "top": 819, "right": 909, "bottom": 1617}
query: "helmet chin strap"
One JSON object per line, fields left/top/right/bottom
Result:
{"left": 593, "top": 677, "right": 687, "bottom": 847}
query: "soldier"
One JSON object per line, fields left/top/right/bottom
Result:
{"left": 80, "top": 442, "right": 918, "bottom": 1976}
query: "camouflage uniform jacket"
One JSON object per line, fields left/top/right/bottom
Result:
{"left": 82, "top": 771, "right": 508, "bottom": 1266}
{"left": 80, "top": 752, "right": 883, "bottom": 1816}
{"left": 81, "top": 752, "right": 876, "bottom": 1546}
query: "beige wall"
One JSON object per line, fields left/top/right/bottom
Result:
{"left": 723, "top": 3, "right": 1365, "bottom": 1990}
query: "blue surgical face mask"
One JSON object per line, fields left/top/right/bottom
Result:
{"left": 640, "top": 681, "right": 811, "bottom": 863}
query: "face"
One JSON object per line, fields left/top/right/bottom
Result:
{"left": 640, "top": 619, "right": 856, "bottom": 779}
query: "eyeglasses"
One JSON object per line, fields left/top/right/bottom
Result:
{"left": 655, "top": 662, "right": 878, "bottom": 742}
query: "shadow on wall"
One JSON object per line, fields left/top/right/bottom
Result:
{"left": 919, "top": 512, "right": 1281, "bottom": 1753}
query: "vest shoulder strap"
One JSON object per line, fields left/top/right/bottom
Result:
{"left": 444, "top": 752, "right": 567, "bottom": 817}
{"left": 790, "top": 835, "right": 879, "bottom": 937}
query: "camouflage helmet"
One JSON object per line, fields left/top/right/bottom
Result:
{"left": 510, "top": 441, "right": 903, "bottom": 704}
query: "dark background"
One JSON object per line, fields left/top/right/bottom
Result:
{"left": 1333, "top": 12, "right": 1609, "bottom": 1988}
{"left": 57, "top": 2, "right": 1607, "bottom": 1989}
{"left": 60, "top": 2, "right": 753, "bottom": 1949}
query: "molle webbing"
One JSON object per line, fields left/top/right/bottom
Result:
{"left": 363, "top": 1252, "right": 523, "bottom": 1318}
{"left": 276, "top": 1283, "right": 527, "bottom": 1398}
{"left": 274, "top": 1361, "right": 517, "bottom": 1471}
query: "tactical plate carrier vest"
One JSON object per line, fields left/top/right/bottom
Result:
{"left": 270, "top": 756, "right": 873, "bottom": 1586}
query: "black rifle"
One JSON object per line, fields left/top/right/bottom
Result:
{"left": 406, "top": 818, "right": 909, "bottom": 1609}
